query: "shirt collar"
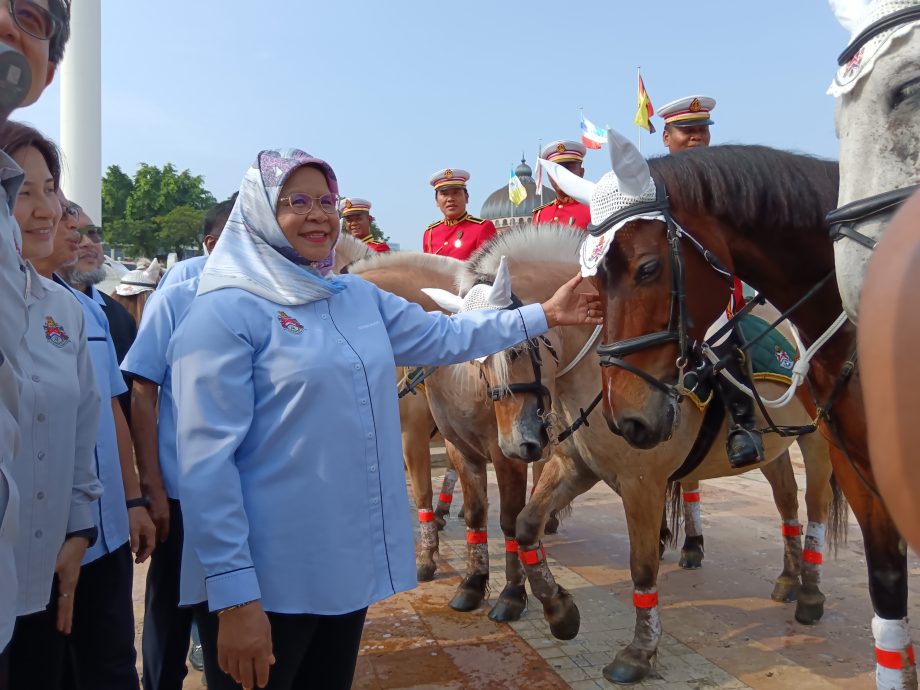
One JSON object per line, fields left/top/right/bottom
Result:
{"left": 87, "top": 285, "right": 106, "bottom": 307}
{"left": 444, "top": 212, "right": 470, "bottom": 227}
{"left": 0, "top": 150, "right": 23, "bottom": 212}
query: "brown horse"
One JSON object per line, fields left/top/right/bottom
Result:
{"left": 590, "top": 142, "right": 913, "bottom": 689}
{"left": 347, "top": 251, "right": 537, "bottom": 621}
{"left": 445, "top": 225, "right": 839, "bottom": 684}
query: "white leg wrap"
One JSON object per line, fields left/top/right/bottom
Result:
{"left": 803, "top": 522, "right": 825, "bottom": 583}
{"left": 682, "top": 491, "right": 702, "bottom": 537}
{"left": 872, "top": 615, "right": 917, "bottom": 690}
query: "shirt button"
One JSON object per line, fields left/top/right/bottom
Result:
{"left": 36, "top": 413, "right": 46, "bottom": 422}
{"left": 37, "top": 452, "right": 45, "bottom": 460}
{"left": 34, "top": 530, "right": 42, "bottom": 538}
{"left": 354, "top": 364, "right": 361, "bottom": 370}
{"left": 31, "top": 374, "right": 40, "bottom": 382}
{"left": 366, "top": 432, "right": 374, "bottom": 439}
{"left": 369, "top": 464, "right": 377, "bottom": 472}
{"left": 360, "top": 399, "right": 368, "bottom": 405}
{"left": 371, "top": 498, "right": 379, "bottom": 505}
{"left": 337, "top": 339, "right": 344, "bottom": 344}
{"left": 36, "top": 491, "right": 44, "bottom": 500}
{"left": 321, "top": 314, "right": 327, "bottom": 320}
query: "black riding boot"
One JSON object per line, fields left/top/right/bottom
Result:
{"left": 714, "top": 348, "right": 764, "bottom": 469}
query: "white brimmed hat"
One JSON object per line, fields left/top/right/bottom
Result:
{"left": 116, "top": 258, "right": 160, "bottom": 296}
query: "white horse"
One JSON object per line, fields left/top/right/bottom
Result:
{"left": 827, "top": 0, "right": 920, "bottom": 322}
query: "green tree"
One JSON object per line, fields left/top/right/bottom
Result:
{"left": 101, "top": 164, "right": 133, "bottom": 225}
{"left": 102, "top": 162, "right": 217, "bottom": 257}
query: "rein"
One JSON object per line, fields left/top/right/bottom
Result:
{"left": 398, "top": 366, "right": 435, "bottom": 399}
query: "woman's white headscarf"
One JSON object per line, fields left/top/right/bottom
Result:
{"left": 197, "top": 148, "right": 346, "bottom": 306}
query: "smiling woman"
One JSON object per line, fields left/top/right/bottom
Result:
{"left": 169, "top": 148, "right": 601, "bottom": 690}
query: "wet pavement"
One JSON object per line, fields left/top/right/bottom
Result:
{"left": 139, "top": 445, "right": 920, "bottom": 689}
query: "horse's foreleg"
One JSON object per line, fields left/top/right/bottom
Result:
{"left": 603, "top": 477, "right": 668, "bottom": 685}
{"left": 796, "top": 431, "right": 834, "bottom": 625}
{"left": 678, "top": 480, "right": 704, "bottom": 569}
{"left": 759, "top": 450, "right": 803, "bottom": 604}
{"left": 517, "top": 455, "right": 597, "bottom": 641}
{"left": 447, "top": 442, "right": 490, "bottom": 613}
{"left": 402, "top": 421, "right": 438, "bottom": 583}
{"left": 434, "top": 464, "right": 458, "bottom": 530}
{"left": 830, "top": 444, "right": 916, "bottom": 690}
{"left": 487, "top": 453, "right": 529, "bottom": 622}
{"left": 531, "top": 459, "right": 560, "bottom": 534}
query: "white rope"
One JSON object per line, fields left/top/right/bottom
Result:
{"left": 702, "top": 311, "right": 849, "bottom": 409}
{"left": 556, "top": 325, "right": 602, "bottom": 378}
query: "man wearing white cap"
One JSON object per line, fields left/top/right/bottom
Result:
{"left": 532, "top": 140, "right": 591, "bottom": 229}
{"left": 341, "top": 198, "right": 390, "bottom": 253}
{"left": 657, "top": 95, "right": 715, "bottom": 153}
{"left": 657, "top": 95, "right": 763, "bottom": 467}
{"left": 424, "top": 169, "right": 496, "bottom": 260}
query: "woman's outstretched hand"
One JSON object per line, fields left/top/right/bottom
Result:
{"left": 541, "top": 274, "right": 603, "bottom": 329}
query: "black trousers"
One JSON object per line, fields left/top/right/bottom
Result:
{"left": 142, "top": 499, "right": 194, "bottom": 690}
{"left": 64, "top": 542, "right": 139, "bottom": 690}
{"left": 194, "top": 604, "right": 367, "bottom": 690}
{"left": 4, "top": 577, "right": 67, "bottom": 690}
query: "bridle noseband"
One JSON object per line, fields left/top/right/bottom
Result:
{"left": 827, "top": 5, "right": 920, "bottom": 249}
{"left": 593, "top": 180, "right": 731, "bottom": 399}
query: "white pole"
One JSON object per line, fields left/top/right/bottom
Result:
{"left": 59, "top": 0, "right": 102, "bottom": 225}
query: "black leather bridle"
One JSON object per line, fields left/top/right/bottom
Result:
{"left": 826, "top": 5, "right": 920, "bottom": 249}
{"left": 483, "top": 293, "right": 558, "bottom": 420}
{"left": 591, "top": 180, "right": 732, "bottom": 399}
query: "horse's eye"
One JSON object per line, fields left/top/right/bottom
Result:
{"left": 635, "top": 259, "right": 661, "bottom": 283}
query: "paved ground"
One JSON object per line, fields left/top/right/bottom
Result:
{"left": 135, "top": 446, "right": 920, "bottom": 689}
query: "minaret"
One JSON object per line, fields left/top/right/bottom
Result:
{"left": 59, "top": 0, "right": 102, "bottom": 224}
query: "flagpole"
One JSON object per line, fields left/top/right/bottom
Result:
{"left": 537, "top": 138, "right": 542, "bottom": 206}
{"left": 636, "top": 66, "right": 642, "bottom": 153}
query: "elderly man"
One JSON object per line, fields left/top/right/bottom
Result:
{"left": 423, "top": 169, "right": 495, "bottom": 259}
{"left": 532, "top": 140, "right": 591, "bottom": 229}
{"left": 657, "top": 95, "right": 763, "bottom": 468}
{"left": 341, "top": 198, "right": 390, "bottom": 252}
{"left": 64, "top": 204, "right": 136, "bottom": 416}
{"left": 0, "top": 0, "right": 75, "bottom": 676}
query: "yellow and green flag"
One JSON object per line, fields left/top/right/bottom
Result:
{"left": 634, "top": 72, "right": 656, "bottom": 134}
{"left": 508, "top": 168, "right": 527, "bottom": 206}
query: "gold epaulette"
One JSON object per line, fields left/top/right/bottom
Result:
{"left": 465, "top": 215, "right": 488, "bottom": 225}
{"left": 426, "top": 219, "right": 442, "bottom": 230}
{"left": 532, "top": 201, "right": 554, "bottom": 215}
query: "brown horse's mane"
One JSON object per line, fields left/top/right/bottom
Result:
{"left": 648, "top": 145, "right": 840, "bottom": 235}
{"left": 460, "top": 223, "right": 583, "bottom": 293}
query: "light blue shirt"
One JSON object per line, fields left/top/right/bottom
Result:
{"left": 57, "top": 279, "right": 130, "bottom": 564}
{"left": 170, "top": 275, "right": 547, "bottom": 614}
{"left": 0, "top": 150, "right": 25, "bottom": 649}
{"left": 158, "top": 256, "right": 206, "bottom": 291}
{"left": 15, "top": 269, "right": 103, "bottom": 614}
{"left": 121, "top": 276, "right": 199, "bottom": 499}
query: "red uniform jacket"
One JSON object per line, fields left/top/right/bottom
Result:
{"left": 423, "top": 214, "right": 496, "bottom": 260}
{"left": 532, "top": 197, "right": 591, "bottom": 230}
{"left": 360, "top": 236, "right": 390, "bottom": 253}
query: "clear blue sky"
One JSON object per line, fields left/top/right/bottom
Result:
{"left": 17, "top": 1, "right": 849, "bottom": 252}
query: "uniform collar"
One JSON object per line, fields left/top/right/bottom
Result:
{"left": 359, "top": 235, "right": 374, "bottom": 244}
{"left": 444, "top": 212, "right": 470, "bottom": 227}
{"left": 556, "top": 195, "right": 575, "bottom": 205}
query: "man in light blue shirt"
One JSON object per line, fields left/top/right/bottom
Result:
{"left": 33, "top": 203, "right": 155, "bottom": 690}
{"left": 157, "top": 193, "right": 236, "bottom": 291}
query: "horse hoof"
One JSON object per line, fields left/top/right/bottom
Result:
{"left": 488, "top": 584, "right": 527, "bottom": 622}
{"left": 771, "top": 578, "right": 800, "bottom": 603}
{"left": 678, "top": 548, "right": 704, "bottom": 570}
{"left": 417, "top": 562, "right": 437, "bottom": 583}
{"left": 544, "top": 586, "right": 580, "bottom": 640}
{"left": 449, "top": 588, "right": 485, "bottom": 612}
{"left": 794, "top": 585, "right": 826, "bottom": 625}
{"left": 603, "top": 646, "right": 655, "bottom": 685}
{"left": 544, "top": 514, "right": 560, "bottom": 535}
{"left": 434, "top": 514, "right": 447, "bottom": 531}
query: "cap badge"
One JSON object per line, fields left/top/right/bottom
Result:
{"left": 344, "top": 199, "right": 353, "bottom": 209}
{"left": 689, "top": 98, "right": 702, "bottom": 112}
{"left": 444, "top": 169, "right": 453, "bottom": 179}
{"left": 556, "top": 143, "right": 566, "bottom": 153}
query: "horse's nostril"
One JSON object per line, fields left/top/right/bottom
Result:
{"left": 518, "top": 442, "right": 544, "bottom": 462}
{"left": 621, "top": 416, "right": 658, "bottom": 450}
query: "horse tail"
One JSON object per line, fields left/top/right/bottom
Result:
{"left": 663, "top": 480, "right": 682, "bottom": 548}
{"left": 826, "top": 472, "right": 849, "bottom": 556}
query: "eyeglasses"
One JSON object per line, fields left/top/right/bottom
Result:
{"left": 278, "top": 192, "right": 339, "bottom": 216}
{"left": 7, "top": 0, "right": 59, "bottom": 41}
{"left": 62, "top": 202, "right": 80, "bottom": 220}
{"left": 80, "top": 225, "right": 102, "bottom": 242}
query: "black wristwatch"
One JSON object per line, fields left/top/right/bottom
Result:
{"left": 65, "top": 526, "right": 98, "bottom": 548}
{"left": 126, "top": 496, "right": 150, "bottom": 509}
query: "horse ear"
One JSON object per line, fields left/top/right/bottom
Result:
{"left": 420, "top": 288, "right": 464, "bottom": 314}
{"left": 487, "top": 256, "right": 513, "bottom": 308}
{"left": 828, "top": 0, "right": 871, "bottom": 34}
{"left": 607, "top": 128, "right": 651, "bottom": 197}
{"left": 539, "top": 158, "right": 595, "bottom": 206}
{"left": 145, "top": 258, "right": 161, "bottom": 282}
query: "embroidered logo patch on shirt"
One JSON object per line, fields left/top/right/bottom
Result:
{"left": 43, "top": 316, "right": 70, "bottom": 348}
{"left": 277, "top": 311, "right": 304, "bottom": 335}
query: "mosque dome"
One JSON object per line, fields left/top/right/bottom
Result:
{"left": 480, "top": 157, "right": 556, "bottom": 229}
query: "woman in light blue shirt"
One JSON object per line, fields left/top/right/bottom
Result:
{"left": 171, "top": 149, "right": 600, "bottom": 690}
